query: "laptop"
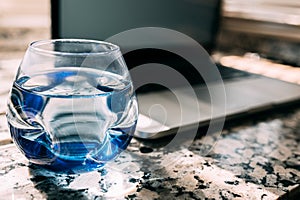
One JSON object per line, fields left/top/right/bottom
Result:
{"left": 51, "top": 0, "right": 300, "bottom": 139}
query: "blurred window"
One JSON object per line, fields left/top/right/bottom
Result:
{"left": 223, "top": 0, "right": 300, "bottom": 26}
{"left": 0, "top": 0, "right": 50, "bottom": 59}
{"left": 222, "top": 0, "right": 300, "bottom": 41}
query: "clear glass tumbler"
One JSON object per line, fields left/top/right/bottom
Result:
{"left": 6, "top": 39, "right": 138, "bottom": 173}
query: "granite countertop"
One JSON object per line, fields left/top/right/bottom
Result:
{"left": 0, "top": 106, "right": 300, "bottom": 199}
{"left": 0, "top": 60, "right": 300, "bottom": 200}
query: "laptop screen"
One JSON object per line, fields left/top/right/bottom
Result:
{"left": 51, "top": 0, "right": 221, "bottom": 88}
{"left": 52, "top": 0, "right": 221, "bottom": 51}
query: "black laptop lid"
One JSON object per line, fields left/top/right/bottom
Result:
{"left": 51, "top": 0, "right": 222, "bottom": 87}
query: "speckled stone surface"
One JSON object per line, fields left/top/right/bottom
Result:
{"left": 0, "top": 59, "right": 300, "bottom": 199}
{"left": 0, "top": 106, "right": 300, "bottom": 199}
{"left": 0, "top": 56, "right": 300, "bottom": 200}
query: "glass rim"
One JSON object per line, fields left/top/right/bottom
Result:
{"left": 28, "top": 39, "right": 120, "bottom": 56}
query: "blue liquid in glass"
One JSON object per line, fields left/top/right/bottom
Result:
{"left": 7, "top": 67, "right": 137, "bottom": 173}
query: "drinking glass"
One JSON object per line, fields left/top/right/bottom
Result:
{"left": 6, "top": 39, "right": 138, "bottom": 173}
